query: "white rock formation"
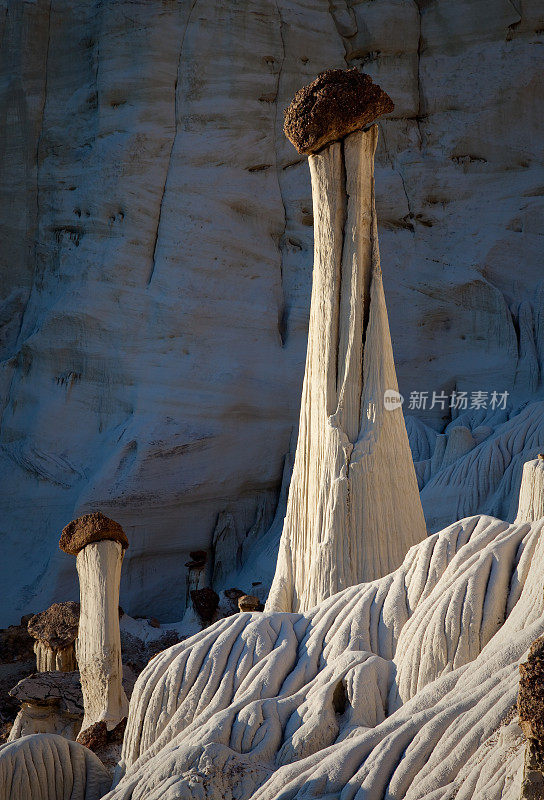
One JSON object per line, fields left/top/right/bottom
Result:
{"left": 7, "top": 670, "right": 83, "bottom": 742}
{"left": 76, "top": 540, "right": 129, "bottom": 733}
{"left": 267, "top": 126, "right": 426, "bottom": 613}
{"left": 0, "top": 733, "right": 111, "bottom": 800}
{"left": 58, "top": 513, "right": 130, "bottom": 735}
{"left": 0, "top": 0, "right": 543, "bottom": 627}
{"left": 97, "top": 512, "right": 544, "bottom": 800}
{"left": 416, "top": 401, "right": 544, "bottom": 531}
{"left": 440, "top": 425, "right": 475, "bottom": 470}
{"left": 27, "top": 601, "right": 80, "bottom": 672}
{"left": 33, "top": 641, "right": 76, "bottom": 672}
{"left": 515, "top": 456, "right": 544, "bottom": 523}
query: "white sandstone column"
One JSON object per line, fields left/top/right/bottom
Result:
{"left": 59, "top": 512, "right": 129, "bottom": 734}
{"left": 76, "top": 540, "right": 128, "bottom": 732}
{"left": 516, "top": 455, "right": 544, "bottom": 523}
{"left": 267, "top": 70, "right": 426, "bottom": 613}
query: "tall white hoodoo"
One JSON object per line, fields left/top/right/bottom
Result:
{"left": 267, "top": 126, "right": 427, "bottom": 613}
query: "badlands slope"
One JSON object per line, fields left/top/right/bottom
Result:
{"left": 0, "top": 0, "right": 543, "bottom": 625}
{"left": 3, "top": 512, "right": 541, "bottom": 799}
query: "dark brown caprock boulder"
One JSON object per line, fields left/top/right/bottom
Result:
{"left": 283, "top": 68, "right": 393, "bottom": 155}
{"left": 237, "top": 595, "right": 262, "bottom": 613}
{"left": 59, "top": 511, "right": 129, "bottom": 555}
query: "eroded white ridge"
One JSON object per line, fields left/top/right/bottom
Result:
{"left": 0, "top": 733, "right": 111, "bottom": 800}
{"left": 102, "top": 513, "right": 544, "bottom": 800}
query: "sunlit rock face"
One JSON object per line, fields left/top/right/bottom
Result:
{"left": 105, "top": 513, "right": 544, "bottom": 800}
{"left": 0, "top": 0, "right": 543, "bottom": 625}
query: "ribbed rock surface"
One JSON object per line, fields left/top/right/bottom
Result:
{"left": 0, "top": 733, "right": 111, "bottom": 799}
{"left": 103, "top": 513, "right": 544, "bottom": 800}
{"left": 0, "top": 0, "right": 543, "bottom": 624}
{"left": 266, "top": 126, "right": 426, "bottom": 613}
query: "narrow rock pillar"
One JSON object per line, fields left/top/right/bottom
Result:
{"left": 516, "top": 455, "right": 544, "bottom": 523}
{"left": 266, "top": 70, "right": 426, "bottom": 613}
{"left": 59, "top": 512, "right": 129, "bottom": 734}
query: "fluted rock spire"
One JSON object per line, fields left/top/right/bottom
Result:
{"left": 267, "top": 92, "right": 426, "bottom": 613}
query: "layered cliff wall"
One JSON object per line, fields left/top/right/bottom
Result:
{"left": 0, "top": 0, "right": 543, "bottom": 624}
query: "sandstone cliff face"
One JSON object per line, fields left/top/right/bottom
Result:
{"left": 0, "top": 0, "right": 543, "bottom": 624}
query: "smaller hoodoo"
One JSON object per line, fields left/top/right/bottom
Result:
{"left": 516, "top": 454, "right": 544, "bottom": 523}
{"left": 27, "top": 601, "right": 79, "bottom": 672}
{"left": 267, "top": 69, "right": 426, "bottom": 614}
{"left": 60, "top": 511, "right": 129, "bottom": 738}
